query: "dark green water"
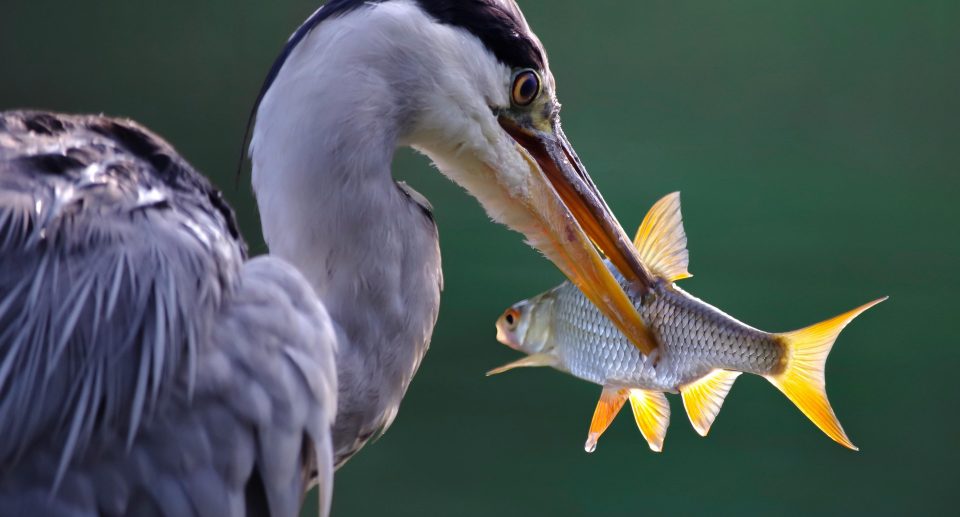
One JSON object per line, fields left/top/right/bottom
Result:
{"left": 2, "top": 1, "right": 957, "bottom": 514}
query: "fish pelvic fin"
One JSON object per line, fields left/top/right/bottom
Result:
{"left": 584, "top": 387, "right": 629, "bottom": 453}
{"left": 680, "top": 370, "right": 742, "bottom": 437}
{"left": 633, "top": 192, "right": 691, "bottom": 282}
{"left": 628, "top": 389, "right": 671, "bottom": 452}
{"left": 766, "top": 297, "right": 887, "bottom": 451}
{"left": 485, "top": 353, "right": 555, "bottom": 376}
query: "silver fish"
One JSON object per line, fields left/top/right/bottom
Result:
{"left": 491, "top": 192, "right": 884, "bottom": 453}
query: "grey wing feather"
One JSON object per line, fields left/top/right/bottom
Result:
{"left": 0, "top": 111, "right": 337, "bottom": 516}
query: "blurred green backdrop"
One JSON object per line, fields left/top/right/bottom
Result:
{"left": 2, "top": 0, "right": 957, "bottom": 515}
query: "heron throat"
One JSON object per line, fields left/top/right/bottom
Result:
{"left": 249, "top": 6, "right": 443, "bottom": 463}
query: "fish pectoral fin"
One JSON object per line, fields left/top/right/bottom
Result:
{"left": 485, "top": 353, "right": 555, "bottom": 376}
{"left": 633, "top": 192, "right": 691, "bottom": 282}
{"left": 585, "top": 387, "right": 629, "bottom": 453}
{"left": 680, "top": 370, "right": 742, "bottom": 437}
{"left": 628, "top": 389, "right": 671, "bottom": 452}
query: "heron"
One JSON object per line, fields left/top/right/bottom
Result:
{"left": 0, "top": 0, "right": 657, "bottom": 515}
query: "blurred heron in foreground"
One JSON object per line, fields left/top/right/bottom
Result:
{"left": 0, "top": 0, "right": 658, "bottom": 515}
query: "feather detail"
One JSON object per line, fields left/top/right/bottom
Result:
{"left": 0, "top": 112, "right": 337, "bottom": 516}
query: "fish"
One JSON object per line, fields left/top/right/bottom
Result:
{"left": 489, "top": 192, "right": 884, "bottom": 453}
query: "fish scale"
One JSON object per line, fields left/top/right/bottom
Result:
{"left": 551, "top": 274, "right": 784, "bottom": 391}
{"left": 491, "top": 192, "right": 882, "bottom": 452}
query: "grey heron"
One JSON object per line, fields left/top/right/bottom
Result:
{"left": 0, "top": 0, "right": 657, "bottom": 515}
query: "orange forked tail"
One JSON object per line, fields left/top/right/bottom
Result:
{"left": 766, "top": 297, "right": 887, "bottom": 451}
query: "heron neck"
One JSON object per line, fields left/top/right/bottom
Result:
{"left": 250, "top": 79, "right": 442, "bottom": 463}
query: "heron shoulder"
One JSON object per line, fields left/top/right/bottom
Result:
{"left": 0, "top": 110, "right": 244, "bottom": 251}
{"left": 0, "top": 110, "right": 246, "bottom": 481}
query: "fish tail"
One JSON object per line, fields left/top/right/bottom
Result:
{"left": 766, "top": 297, "right": 887, "bottom": 451}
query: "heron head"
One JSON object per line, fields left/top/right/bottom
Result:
{"left": 396, "top": 0, "right": 655, "bottom": 351}
{"left": 251, "top": 0, "right": 654, "bottom": 352}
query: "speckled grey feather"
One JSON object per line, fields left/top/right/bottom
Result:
{"left": 0, "top": 111, "right": 337, "bottom": 516}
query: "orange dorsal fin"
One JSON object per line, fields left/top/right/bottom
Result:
{"left": 628, "top": 389, "right": 671, "bottom": 452}
{"left": 680, "top": 370, "right": 742, "bottom": 437}
{"left": 633, "top": 192, "right": 691, "bottom": 282}
{"left": 766, "top": 297, "right": 887, "bottom": 451}
{"left": 584, "top": 387, "right": 629, "bottom": 453}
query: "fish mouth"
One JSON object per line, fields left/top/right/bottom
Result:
{"left": 494, "top": 321, "right": 519, "bottom": 350}
{"left": 497, "top": 115, "right": 657, "bottom": 355}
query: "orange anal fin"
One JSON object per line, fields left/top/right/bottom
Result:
{"left": 584, "top": 387, "right": 629, "bottom": 453}
{"left": 628, "top": 389, "right": 671, "bottom": 452}
{"left": 680, "top": 370, "right": 741, "bottom": 437}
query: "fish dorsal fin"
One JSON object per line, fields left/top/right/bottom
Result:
{"left": 633, "top": 192, "right": 691, "bottom": 282}
{"left": 680, "top": 369, "right": 742, "bottom": 436}
{"left": 628, "top": 389, "right": 671, "bottom": 452}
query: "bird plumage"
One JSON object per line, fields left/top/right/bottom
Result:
{"left": 0, "top": 111, "right": 338, "bottom": 516}
{"left": 2, "top": 0, "right": 657, "bottom": 514}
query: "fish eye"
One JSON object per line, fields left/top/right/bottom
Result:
{"left": 503, "top": 308, "right": 520, "bottom": 329}
{"left": 511, "top": 70, "right": 541, "bottom": 107}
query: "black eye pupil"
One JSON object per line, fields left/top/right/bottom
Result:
{"left": 520, "top": 78, "right": 536, "bottom": 99}
{"left": 505, "top": 313, "right": 515, "bottom": 325}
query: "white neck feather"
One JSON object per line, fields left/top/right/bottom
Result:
{"left": 250, "top": 2, "right": 448, "bottom": 462}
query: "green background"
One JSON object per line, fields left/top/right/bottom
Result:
{"left": 2, "top": 1, "right": 957, "bottom": 515}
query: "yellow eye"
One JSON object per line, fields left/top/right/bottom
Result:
{"left": 511, "top": 69, "right": 541, "bottom": 107}
{"left": 503, "top": 308, "right": 521, "bottom": 330}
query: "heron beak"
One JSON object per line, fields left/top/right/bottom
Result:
{"left": 497, "top": 116, "right": 657, "bottom": 355}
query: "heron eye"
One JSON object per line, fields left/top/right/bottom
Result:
{"left": 511, "top": 70, "right": 541, "bottom": 107}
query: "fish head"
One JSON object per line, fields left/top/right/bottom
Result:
{"left": 495, "top": 291, "right": 555, "bottom": 356}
